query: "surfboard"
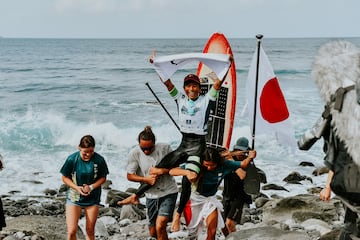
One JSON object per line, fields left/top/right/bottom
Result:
{"left": 197, "top": 32, "right": 236, "bottom": 150}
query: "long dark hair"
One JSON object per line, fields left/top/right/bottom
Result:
{"left": 202, "top": 147, "right": 224, "bottom": 166}
{"left": 195, "top": 147, "right": 224, "bottom": 194}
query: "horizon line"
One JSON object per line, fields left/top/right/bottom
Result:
{"left": 1, "top": 36, "right": 359, "bottom": 40}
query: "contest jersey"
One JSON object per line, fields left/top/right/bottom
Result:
{"left": 60, "top": 152, "right": 109, "bottom": 206}
{"left": 171, "top": 87, "right": 217, "bottom": 135}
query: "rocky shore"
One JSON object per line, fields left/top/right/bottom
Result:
{"left": 0, "top": 163, "right": 349, "bottom": 240}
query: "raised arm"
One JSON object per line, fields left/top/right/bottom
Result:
{"left": 163, "top": 79, "right": 175, "bottom": 91}
{"left": 211, "top": 54, "right": 233, "bottom": 90}
{"left": 206, "top": 72, "right": 222, "bottom": 90}
{"left": 241, "top": 150, "right": 257, "bottom": 169}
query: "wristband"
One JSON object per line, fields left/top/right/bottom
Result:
{"left": 169, "top": 87, "right": 178, "bottom": 98}
{"left": 89, "top": 185, "right": 94, "bottom": 191}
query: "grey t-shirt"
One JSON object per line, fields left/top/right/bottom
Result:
{"left": 126, "top": 143, "right": 178, "bottom": 199}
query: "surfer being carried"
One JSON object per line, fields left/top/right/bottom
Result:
{"left": 119, "top": 52, "right": 231, "bottom": 233}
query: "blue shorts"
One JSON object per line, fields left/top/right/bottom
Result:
{"left": 146, "top": 192, "right": 178, "bottom": 226}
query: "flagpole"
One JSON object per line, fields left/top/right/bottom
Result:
{"left": 251, "top": 34, "right": 263, "bottom": 149}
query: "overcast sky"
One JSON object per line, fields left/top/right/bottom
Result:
{"left": 0, "top": 0, "right": 358, "bottom": 39}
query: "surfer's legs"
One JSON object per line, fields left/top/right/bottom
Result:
{"left": 170, "top": 136, "right": 205, "bottom": 231}
{"left": 133, "top": 151, "right": 189, "bottom": 198}
{"left": 117, "top": 193, "right": 139, "bottom": 205}
{"left": 83, "top": 205, "right": 99, "bottom": 240}
{"left": 134, "top": 153, "right": 187, "bottom": 197}
{"left": 171, "top": 154, "right": 203, "bottom": 232}
{"left": 135, "top": 183, "right": 151, "bottom": 198}
{"left": 178, "top": 176, "right": 192, "bottom": 214}
{"left": 156, "top": 150, "right": 189, "bottom": 169}
{"left": 171, "top": 177, "right": 192, "bottom": 232}
{"left": 66, "top": 204, "right": 82, "bottom": 240}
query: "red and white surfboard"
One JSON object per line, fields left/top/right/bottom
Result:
{"left": 197, "top": 32, "right": 236, "bottom": 149}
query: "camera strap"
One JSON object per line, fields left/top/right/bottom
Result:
{"left": 330, "top": 85, "right": 355, "bottom": 112}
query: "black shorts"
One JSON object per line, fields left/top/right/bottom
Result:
{"left": 222, "top": 199, "right": 245, "bottom": 224}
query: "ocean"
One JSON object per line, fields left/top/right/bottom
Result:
{"left": 1, "top": 37, "right": 360, "bottom": 202}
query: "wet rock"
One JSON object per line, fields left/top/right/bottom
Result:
{"left": 226, "top": 226, "right": 314, "bottom": 240}
{"left": 262, "top": 184, "right": 289, "bottom": 192}
{"left": 283, "top": 171, "right": 313, "bottom": 184}
{"left": 254, "top": 196, "right": 270, "bottom": 208}
{"left": 119, "top": 205, "right": 146, "bottom": 221}
{"left": 299, "top": 161, "right": 315, "bottom": 167}
{"left": 312, "top": 166, "right": 329, "bottom": 176}
{"left": 0, "top": 186, "right": 349, "bottom": 240}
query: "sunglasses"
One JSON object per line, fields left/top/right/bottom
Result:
{"left": 140, "top": 145, "right": 154, "bottom": 152}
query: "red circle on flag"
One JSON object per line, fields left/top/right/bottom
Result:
{"left": 260, "top": 78, "right": 289, "bottom": 123}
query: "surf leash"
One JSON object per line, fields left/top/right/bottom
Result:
{"left": 145, "top": 82, "right": 180, "bottom": 131}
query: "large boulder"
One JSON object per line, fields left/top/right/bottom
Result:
{"left": 261, "top": 194, "right": 343, "bottom": 224}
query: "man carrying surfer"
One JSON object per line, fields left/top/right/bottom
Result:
{"left": 123, "top": 126, "right": 179, "bottom": 240}
{"left": 119, "top": 52, "right": 232, "bottom": 233}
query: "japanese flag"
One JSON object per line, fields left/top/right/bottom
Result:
{"left": 245, "top": 45, "right": 296, "bottom": 151}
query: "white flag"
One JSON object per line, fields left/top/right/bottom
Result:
{"left": 151, "top": 53, "right": 231, "bottom": 81}
{"left": 245, "top": 46, "right": 296, "bottom": 151}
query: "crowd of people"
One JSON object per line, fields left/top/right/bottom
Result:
{"left": 4, "top": 46, "right": 358, "bottom": 240}
{"left": 115, "top": 66, "right": 258, "bottom": 240}
{"left": 54, "top": 65, "right": 260, "bottom": 240}
{"left": 58, "top": 65, "right": 360, "bottom": 240}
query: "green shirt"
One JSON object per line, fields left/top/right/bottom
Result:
{"left": 60, "top": 151, "right": 109, "bottom": 206}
